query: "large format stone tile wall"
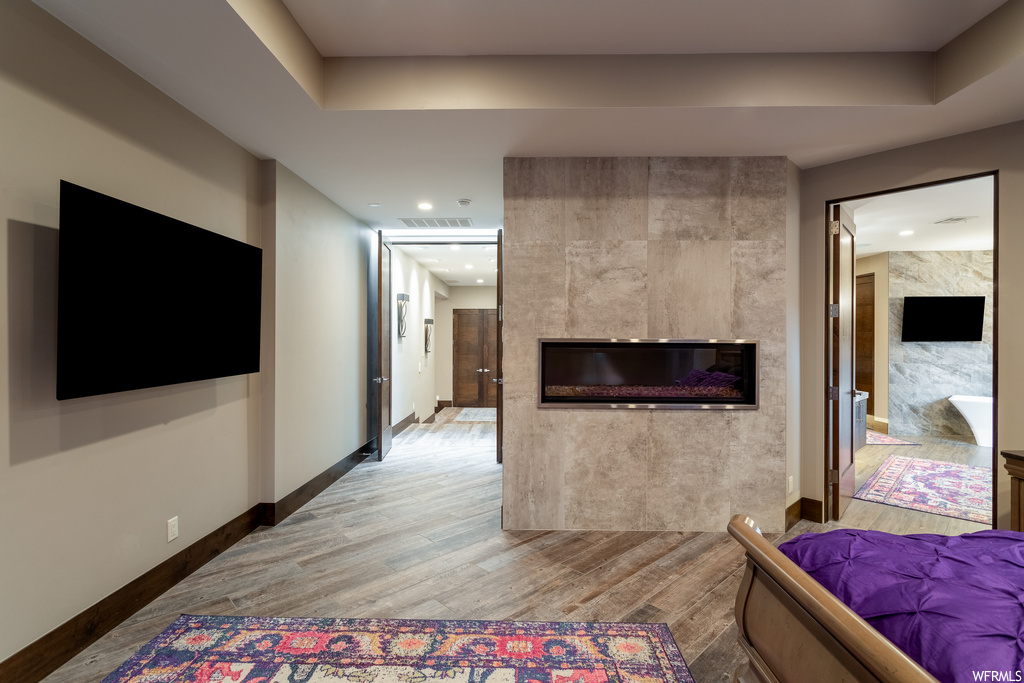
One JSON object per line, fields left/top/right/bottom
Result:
{"left": 502, "top": 157, "right": 790, "bottom": 532}
{"left": 888, "top": 250, "right": 994, "bottom": 438}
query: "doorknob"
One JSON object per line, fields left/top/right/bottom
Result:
{"left": 483, "top": 368, "right": 490, "bottom": 373}
{"left": 476, "top": 368, "right": 483, "bottom": 373}
{"left": 491, "top": 378, "right": 503, "bottom": 384}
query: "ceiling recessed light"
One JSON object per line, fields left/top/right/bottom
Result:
{"left": 422, "top": 258, "right": 439, "bottom": 263}
{"left": 435, "top": 268, "right": 450, "bottom": 272}
{"left": 476, "top": 279, "right": 484, "bottom": 283}
{"left": 367, "top": 202, "right": 381, "bottom": 208}
{"left": 418, "top": 202, "right": 433, "bottom": 211}
{"left": 899, "top": 230, "right": 914, "bottom": 236}
{"left": 450, "top": 244, "right": 460, "bottom": 251}
{"left": 465, "top": 264, "right": 474, "bottom": 269}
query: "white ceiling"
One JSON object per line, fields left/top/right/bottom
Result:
{"left": 30, "top": 0, "right": 1024, "bottom": 262}
{"left": 396, "top": 243, "right": 500, "bottom": 287}
{"left": 848, "top": 176, "right": 995, "bottom": 258}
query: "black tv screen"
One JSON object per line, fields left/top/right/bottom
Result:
{"left": 57, "top": 181, "right": 262, "bottom": 400}
{"left": 900, "top": 295, "right": 985, "bottom": 342}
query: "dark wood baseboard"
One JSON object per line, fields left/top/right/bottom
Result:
{"left": 800, "top": 497, "right": 824, "bottom": 524}
{"left": 423, "top": 413, "right": 436, "bottom": 425}
{"left": 435, "top": 400, "right": 452, "bottom": 413}
{"left": 262, "top": 445, "right": 369, "bottom": 525}
{"left": 0, "top": 505, "right": 263, "bottom": 683}
{"left": 1, "top": 443, "right": 370, "bottom": 683}
{"left": 785, "top": 499, "right": 802, "bottom": 531}
{"left": 393, "top": 411, "right": 418, "bottom": 436}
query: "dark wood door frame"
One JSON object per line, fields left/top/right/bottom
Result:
{"left": 827, "top": 203, "right": 856, "bottom": 521}
{"left": 496, "top": 228, "right": 503, "bottom": 464}
{"left": 376, "top": 231, "right": 393, "bottom": 461}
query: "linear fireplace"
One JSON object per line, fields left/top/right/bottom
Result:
{"left": 538, "top": 338, "right": 758, "bottom": 409}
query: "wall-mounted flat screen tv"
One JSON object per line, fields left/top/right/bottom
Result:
{"left": 56, "top": 180, "right": 262, "bottom": 400}
{"left": 900, "top": 295, "right": 985, "bottom": 342}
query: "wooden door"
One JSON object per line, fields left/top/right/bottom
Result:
{"left": 496, "top": 228, "right": 503, "bottom": 464}
{"left": 828, "top": 204, "right": 856, "bottom": 520}
{"left": 376, "top": 231, "right": 393, "bottom": 460}
{"left": 453, "top": 308, "right": 498, "bottom": 408}
{"left": 855, "top": 273, "right": 875, "bottom": 416}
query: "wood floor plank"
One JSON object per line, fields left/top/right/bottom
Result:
{"left": 39, "top": 410, "right": 990, "bottom": 683}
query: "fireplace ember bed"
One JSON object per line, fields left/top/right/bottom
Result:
{"left": 538, "top": 338, "right": 758, "bottom": 410}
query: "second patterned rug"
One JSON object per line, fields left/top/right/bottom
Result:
{"left": 854, "top": 455, "right": 991, "bottom": 524}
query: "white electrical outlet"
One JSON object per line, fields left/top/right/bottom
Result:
{"left": 787, "top": 476, "right": 794, "bottom": 494}
{"left": 412, "top": 401, "right": 415, "bottom": 410}
{"left": 167, "top": 516, "right": 179, "bottom": 542}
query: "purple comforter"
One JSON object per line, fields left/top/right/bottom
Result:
{"left": 779, "top": 528, "right": 1024, "bottom": 683}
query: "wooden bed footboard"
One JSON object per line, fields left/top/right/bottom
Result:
{"left": 727, "top": 515, "right": 938, "bottom": 683}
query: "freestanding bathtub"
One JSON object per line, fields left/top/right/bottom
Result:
{"left": 948, "top": 395, "right": 993, "bottom": 447}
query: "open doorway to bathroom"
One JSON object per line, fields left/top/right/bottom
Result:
{"left": 831, "top": 173, "right": 997, "bottom": 532}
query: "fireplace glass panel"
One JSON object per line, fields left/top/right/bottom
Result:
{"left": 539, "top": 339, "right": 757, "bottom": 409}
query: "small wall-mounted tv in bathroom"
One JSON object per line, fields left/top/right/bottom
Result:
{"left": 900, "top": 295, "right": 985, "bottom": 342}
{"left": 56, "top": 180, "right": 262, "bottom": 400}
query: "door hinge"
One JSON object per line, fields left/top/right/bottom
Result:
{"left": 828, "top": 303, "right": 839, "bottom": 318}
{"left": 828, "top": 469, "right": 840, "bottom": 485}
{"left": 829, "top": 220, "right": 840, "bottom": 235}
{"left": 827, "top": 386, "right": 839, "bottom": 401}
{"left": 498, "top": 304, "right": 502, "bottom": 322}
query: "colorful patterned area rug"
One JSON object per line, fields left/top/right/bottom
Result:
{"left": 865, "top": 430, "right": 920, "bottom": 446}
{"left": 454, "top": 408, "right": 497, "bottom": 422}
{"left": 101, "top": 615, "right": 695, "bottom": 683}
{"left": 854, "top": 455, "right": 992, "bottom": 524}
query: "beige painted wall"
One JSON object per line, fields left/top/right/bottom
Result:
{"left": 434, "top": 286, "right": 498, "bottom": 404}
{"left": 391, "top": 247, "right": 450, "bottom": 424}
{"left": 264, "top": 161, "right": 371, "bottom": 500}
{"left": 0, "top": 0, "right": 261, "bottom": 660}
{"left": 801, "top": 120, "right": 1024, "bottom": 528}
{"left": 502, "top": 157, "right": 794, "bottom": 532}
{"left": 855, "top": 252, "right": 890, "bottom": 425}
{"left": 786, "top": 160, "right": 802, "bottom": 508}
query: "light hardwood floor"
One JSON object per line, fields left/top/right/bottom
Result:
{"left": 41, "top": 411, "right": 994, "bottom": 683}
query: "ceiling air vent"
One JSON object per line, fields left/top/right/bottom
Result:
{"left": 933, "top": 216, "right": 977, "bottom": 224}
{"left": 399, "top": 217, "right": 474, "bottom": 228}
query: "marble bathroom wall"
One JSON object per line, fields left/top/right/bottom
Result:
{"left": 502, "top": 157, "right": 791, "bottom": 532}
{"left": 888, "top": 250, "right": 994, "bottom": 439}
